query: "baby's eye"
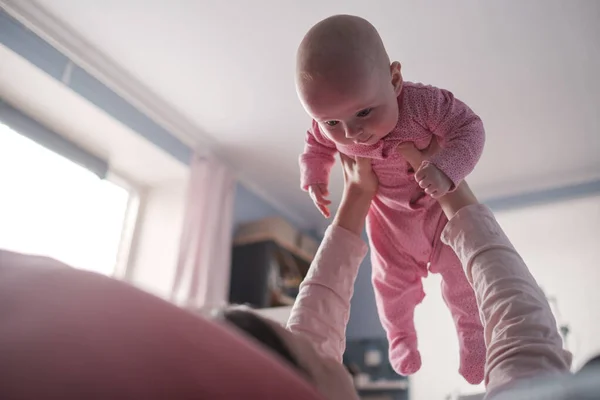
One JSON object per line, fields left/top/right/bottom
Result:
{"left": 325, "top": 121, "right": 339, "bottom": 127}
{"left": 356, "top": 108, "right": 373, "bottom": 118}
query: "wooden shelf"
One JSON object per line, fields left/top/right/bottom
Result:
{"left": 233, "top": 233, "right": 316, "bottom": 263}
{"left": 233, "top": 217, "right": 318, "bottom": 263}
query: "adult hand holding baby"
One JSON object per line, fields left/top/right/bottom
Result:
{"left": 399, "top": 138, "right": 452, "bottom": 199}
{"left": 339, "top": 153, "right": 378, "bottom": 196}
{"left": 398, "top": 138, "right": 479, "bottom": 219}
{"left": 311, "top": 137, "right": 454, "bottom": 217}
{"left": 333, "top": 153, "right": 377, "bottom": 236}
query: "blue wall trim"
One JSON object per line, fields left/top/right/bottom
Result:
{"left": 0, "top": 9, "right": 68, "bottom": 82}
{"left": 486, "top": 180, "right": 600, "bottom": 212}
{"left": 68, "top": 67, "right": 192, "bottom": 165}
{"left": 0, "top": 99, "right": 108, "bottom": 178}
{"left": 0, "top": 9, "right": 192, "bottom": 166}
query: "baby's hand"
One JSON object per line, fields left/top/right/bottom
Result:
{"left": 415, "top": 162, "right": 452, "bottom": 199}
{"left": 309, "top": 184, "right": 331, "bottom": 218}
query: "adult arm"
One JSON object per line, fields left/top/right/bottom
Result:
{"left": 441, "top": 202, "right": 572, "bottom": 395}
{"left": 287, "top": 155, "right": 376, "bottom": 362}
{"left": 399, "top": 142, "right": 572, "bottom": 396}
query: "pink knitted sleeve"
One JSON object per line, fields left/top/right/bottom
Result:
{"left": 287, "top": 225, "right": 368, "bottom": 362}
{"left": 416, "top": 86, "right": 485, "bottom": 186}
{"left": 299, "top": 121, "right": 338, "bottom": 191}
{"left": 441, "top": 205, "right": 572, "bottom": 395}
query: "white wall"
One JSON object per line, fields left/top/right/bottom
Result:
{"left": 128, "top": 178, "right": 188, "bottom": 299}
{"left": 494, "top": 195, "right": 600, "bottom": 369}
{"left": 410, "top": 194, "right": 600, "bottom": 400}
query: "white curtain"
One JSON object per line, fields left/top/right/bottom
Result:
{"left": 171, "top": 154, "right": 236, "bottom": 311}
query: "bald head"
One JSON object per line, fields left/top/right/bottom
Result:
{"left": 295, "top": 16, "right": 402, "bottom": 147}
{"left": 296, "top": 15, "right": 391, "bottom": 86}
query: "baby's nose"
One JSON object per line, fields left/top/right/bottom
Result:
{"left": 345, "top": 124, "right": 362, "bottom": 139}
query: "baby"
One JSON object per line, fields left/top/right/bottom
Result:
{"left": 296, "top": 15, "right": 486, "bottom": 383}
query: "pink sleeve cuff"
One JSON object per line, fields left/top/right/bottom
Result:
{"left": 299, "top": 154, "right": 335, "bottom": 191}
{"left": 440, "top": 204, "right": 513, "bottom": 280}
{"left": 306, "top": 224, "right": 369, "bottom": 292}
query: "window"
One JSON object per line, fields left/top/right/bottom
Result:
{"left": 0, "top": 123, "right": 136, "bottom": 276}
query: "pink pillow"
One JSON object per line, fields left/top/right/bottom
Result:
{"left": 0, "top": 250, "right": 324, "bottom": 400}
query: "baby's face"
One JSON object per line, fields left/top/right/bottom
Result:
{"left": 298, "top": 62, "right": 402, "bottom": 146}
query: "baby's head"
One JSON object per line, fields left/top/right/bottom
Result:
{"left": 296, "top": 15, "right": 402, "bottom": 146}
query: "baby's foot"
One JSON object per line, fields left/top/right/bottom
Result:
{"left": 458, "top": 333, "right": 486, "bottom": 384}
{"left": 390, "top": 341, "right": 422, "bottom": 376}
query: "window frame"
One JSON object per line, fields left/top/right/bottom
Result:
{"left": 0, "top": 102, "right": 141, "bottom": 278}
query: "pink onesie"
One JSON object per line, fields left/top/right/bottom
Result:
{"left": 299, "top": 82, "right": 486, "bottom": 383}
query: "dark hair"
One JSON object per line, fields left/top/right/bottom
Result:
{"left": 221, "top": 309, "right": 306, "bottom": 376}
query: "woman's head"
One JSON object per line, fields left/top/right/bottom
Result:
{"left": 217, "top": 308, "right": 360, "bottom": 400}
{"left": 219, "top": 309, "right": 305, "bottom": 374}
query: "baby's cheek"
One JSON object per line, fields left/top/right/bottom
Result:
{"left": 371, "top": 115, "right": 396, "bottom": 139}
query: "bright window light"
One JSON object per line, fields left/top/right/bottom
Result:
{"left": 0, "top": 123, "right": 130, "bottom": 276}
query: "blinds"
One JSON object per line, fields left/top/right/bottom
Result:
{"left": 0, "top": 99, "right": 108, "bottom": 178}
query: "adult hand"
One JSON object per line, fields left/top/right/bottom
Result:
{"left": 397, "top": 139, "right": 479, "bottom": 220}
{"left": 399, "top": 137, "right": 451, "bottom": 198}
{"left": 333, "top": 154, "right": 378, "bottom": 235}
{"left": 339, "top": 153, "right": 378, "bottom": 196}
{"left": 397, "top": 137, "right": 441, "bottom": 175}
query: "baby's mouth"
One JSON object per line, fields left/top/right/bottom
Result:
{"left": 355, "top": 135, "right": 372, "bottom": 144}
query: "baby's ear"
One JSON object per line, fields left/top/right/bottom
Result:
{"left": 390, "top": 61, "right": 403, "bottom": 94}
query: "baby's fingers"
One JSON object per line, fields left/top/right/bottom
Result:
{"left": 313, "top": 192, "right": 331, "bottom": 205}
{"left": 318, "top": 204, "right": 331, "bottom": 218}
{"left": 308, "top": 185, "right": 331, "bottom": 218}
{"left": 309, "top": 186, "right": 330, "bottom": 204}
{"left": 318, "top": 185, "right": 330, "bottom": 197}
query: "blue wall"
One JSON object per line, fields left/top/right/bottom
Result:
{"left": 232, "top": 183, "right": 282, "bottom": 227}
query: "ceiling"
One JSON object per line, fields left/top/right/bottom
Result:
{"left": 5, "top": 0, "right": 600, "bottom": 229}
